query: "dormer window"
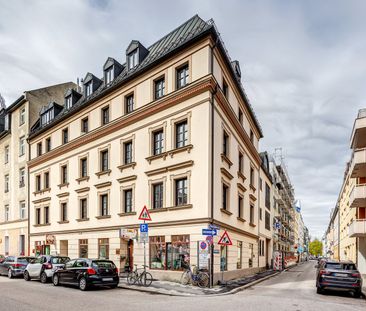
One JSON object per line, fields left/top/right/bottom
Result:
{"left": 128, "top": 50, "right": 138, "bottom": 70}
{"left": 105, "top": 66, "right": 114, "bottom": 84}
{"left": 85, "top": 82, "right": 93, "bottom": 97}
{"left": 65, "top": 96, "right": 72, "bottom": 110}
{"left": 41, "top": 109, "right": 54, "bottom": 125}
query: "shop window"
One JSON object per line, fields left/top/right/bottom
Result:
{"left": 79, "top": 239, "right": 88, "bottom": 258}
{"left": 98, "top": 238, "right": 109, "bottom": 259}
{"left": 149, "top": 236, "right": 166, "bottom": 269}
{"left": 169, "top": 235, "right": 190, "bottom": 271}
{"left": 220, "top": 245, "right": 227, "bottom": 271}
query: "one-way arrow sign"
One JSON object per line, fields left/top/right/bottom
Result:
{"left": 202, "top": 229, "right": 217, "bottom": 236}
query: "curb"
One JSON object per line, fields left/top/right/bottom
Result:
{"left": 118, "top": 271, "right": 280, "bottom": 297}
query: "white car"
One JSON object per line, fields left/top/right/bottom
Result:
{"left": 24, "top": 255, "right": 70, "bottom": 283}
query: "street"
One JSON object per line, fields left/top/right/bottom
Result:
{"left": 0, "top": 261, "right": 364, "bottom": 311}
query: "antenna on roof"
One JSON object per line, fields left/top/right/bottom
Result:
{"left": 0, "top": 93, "right": 6, "bottom": 110}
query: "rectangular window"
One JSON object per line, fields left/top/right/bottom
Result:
{"left": 61, "top": 202, "right": 67, "bottom": 222}
{"left": 223, "top": 131, "right": 229, "bottom": 156}
{"left": 37, "top": 142, "right": 42, "bottom": 156}
{"left": 4, "top": 175, "right": 9, "bottom": 193}
{"left": 265, "top": 211, "right": 271, "bottom": 230}
{"left": 175, "top": 178, "right": 188, "bottom": 206}
{"left": 238, "top": 108, "right": 243, "bottom": 125}
{"left": 35, "top": 175, "right": 41, "bottom": 192}
{"left": 260, "top": 208, "right": 262, "bottom": 221}
{"left": 265, "top": 183, "right": 270, "bottom": 209}
{"left": 250, "top": 204, "right": 255, "bottom": 224}
{"left": 149, "top": 236, "right": 166, "bottom": 269}
{"left": 153, "top": 129, "right": 164, "bottom": 155}
{"left": 123, "top": 141, "right": 133, "bottom": 164}
{"left": 154, "top": 77, "right": 165, "bottom": 99}
{"left": 238, "top": 195, "right": 243, "bottom": 218}
{"left": 4, "top": 146, "right": 9, "bottom": 163}
{"left": 125, "top": 94, "right": 134, "bottom": 114}
{"left": 80, "top": 158, "right": 88, "bottom": 178}
{"left": 175, "top": 120, "right": 188, "bottom": 148}
{"left": 85, "top": 82, "right": 92, "bottom": 97}
{"left": 176, "top": 64, "right": 189, "bottom": 89}
{"left": 98, "top": 238, "right": 109, "bottom": 259}
{"left": 128, "top": 50, "right": 138, "bottom": 70}
{"left": 4, "top": 205, "right": 9, "bottom": 222}
{"left": 45, "top": 137, "right": 51, "bottom": 152}
{"left": 61, "top": 165, "right": 68, "bottom": 184}
{"left": 105, "top": 67, "right": 114, "bottom": 84}
{"left": 80, "top": 198, "right": 88, "bottom": 220}
{"left": 81, "top": 117, "right": 89, "bottom": 133}
{"left": 79, "top": 239, "right": 88, "bottom": 258}
{"left": 19, "top": 136, "right": 25, "bottom": 156}
{"left": 153, "top": 183, "right": 163, "bottom": 209}
{"left": 100, "top": 194, "right": 108, "bottom": 216}
{"left": 238, "top": 152, "right": 243, "bottom": 173}
{"left": 19, "top": 107, "right": 26, "bottom": 125}
{"left": 220, "top": 245, "right": 227, "bottom": 271}
{"left": 123, "top": 189, "right": 133, "bottom": 213}
{"left": 20, "top": 201, "right": 26, "bottom": 219}
{"left": 62, "top": 128, "right": 68, "bottom": 144}
{"left": 259, "top": 178, "right": 262, "bottom": 191}
{"left": 222, "top": 184, "right": 228, "bottom": 210}
{"left": 250, "top": 167, "right": 254, "bottom": 186}
{"left": 171, "top": 235, "right": 190, "bottom": 271}
{"left": 250, "top": 130, "right": 254, "bottom": 143}
{"left": 223, "top": 79, "right": 228, "bottom": 98}
{"left": 100, "top": 150, "right": 109, "bottom": 171}
{"left": 19, "top": 168, "right": 25, "bottom": 187}
{"left": 35, "top": 208, "right": 41, "bottom": 225}
{"left": 65, "top": 96, "right": 72, "bottom": 109}
{"left": 44, "top": 206, "right": 49, "bottom": 224}
{"left": 101, "top": 106, "right": 109, "bottom": 125}
{"left": 237, "top": 241, "right": 242, "bottom": 269}
{"left": 44, "top": 172, "right": 50, "bottom": 189}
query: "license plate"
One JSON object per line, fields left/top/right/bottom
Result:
{"left": 102, "top": 278, "right": 113, "bottom": 282}
{"left": 334, "top": 273, "right": 346, "bottom": 277}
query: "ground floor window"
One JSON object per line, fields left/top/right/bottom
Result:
{"left": 19, "top": 235, "right": 25, "bottom": 256}
{"left": 249, "top": 243, "right": 254, "bottom": 267}
{"left": 237, "top": 241, "right": 242, "bottom": 269}
{"left": 220, "top": 245, "right": 227, "bottom": 271}
{"left": 150, "top": 236, "right": 166, "bottom": 269}
{"left": 79, "top": 239, "right": 88, "bottom": 258}
{"left": 98, "top": 238, "right": 109, "bottom": 259}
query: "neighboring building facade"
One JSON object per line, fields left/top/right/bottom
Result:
{"left": 27, "top": 16, "right": 268, "bottom": 282}
{"left": 0, "top": 83, "right": 74, "bottom": 257}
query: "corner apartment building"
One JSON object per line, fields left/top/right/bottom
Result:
{"left": 0, "top": 83, "right": 74, "bottom": 256}
{"left": 27, "top": 16, "right": 267, "bottom": 282}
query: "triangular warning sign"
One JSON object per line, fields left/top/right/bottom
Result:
{"left": 138, "top": 206, "right": 152, "bottom": 221}
{"left": 218, "top": 230, "right": 232, "bottom": 245}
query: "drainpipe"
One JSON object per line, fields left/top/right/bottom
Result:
{"left": 27, "top": 137, "right": 31, "bottom": 256}
{"left": 257, "top": 167, "right": 261, "bottom": 270}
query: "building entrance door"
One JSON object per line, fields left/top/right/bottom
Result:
{"left": 120, "top": 239, "right": 134, "bottom": 272}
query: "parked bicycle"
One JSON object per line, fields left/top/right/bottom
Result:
{"left": 127, "top": 264, "right": 153, "bottom": 287}
{"left": 180, "top": 265, "right": 209, "bottom": 288}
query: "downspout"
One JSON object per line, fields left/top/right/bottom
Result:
{"left": 257, "top": 166, "right": 261, "bottom": 270}
{"left": 27, "top": 136, "right": 31, "bottom": 256}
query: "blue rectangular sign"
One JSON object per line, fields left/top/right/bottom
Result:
{"left": 202, "top": 229, "right": 217, "bottom": 236}
{"left": 209, "top": 224, "right": 220, "bottom": 230}
{"left": 140, "top": 223, "right": 149, "bottom": 233}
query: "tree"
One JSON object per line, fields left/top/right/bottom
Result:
{"left": 309, "top": 239, "right": 323, "bottom": 256}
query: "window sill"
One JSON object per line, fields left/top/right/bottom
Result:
{"left": 76, "top": 218, "right": 89, "bottom": 222}
{"left": 117, "top": 162, "right": 136, "bottom": 172}
{"left": 220, "top": 208, "right": 232, "bottom": 216}
{"left": 237, "top": 171, "right": 246, "bottom": 182}
{"left": 57, "top": 220, "right": 69, "bottom": 224}
{"left": 237, "top": 217, "right": 246, "bottom": 222}
{"left": 34, "top": 223, "right": 51, "bottom": 227}
{"left": 169, "top": 144, "right": 193, "bottom": 157}
{"left": 33, "top": 188, "right": 51, "bottom": 195}
{"left": 58, "top": 183, "right": 69, "bottom": 189}
{"left": 149, "top": 204, "right": 192, "bottom": 212}
{"left": 95, "top": 215, "right": 111, "bottom": 219}
{"left": 221, "top": 153, "right": 233, "bottom": 168}
{"left": 76, "top": 176, "right": 90, "bottom": 183}
{"left": 146, "top": 152, "right": 168, "bottom": 164}
{"left": 118, "top": 212, "right": 137, "bottom": 217}
{"left": 249, "top": 222, "right": 256, "bottom": 228}
{"left": 95, "top": 170, "right": 111, "bottom": 177}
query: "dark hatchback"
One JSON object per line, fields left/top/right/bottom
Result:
{"left": 52, "top": 258, "right": 119, "bottom": 291}
{"left": 0, "top": 256, "right": 36, "bottom": 278}
{"left": 316, "top": 260, "right": 363, "bottom": 297}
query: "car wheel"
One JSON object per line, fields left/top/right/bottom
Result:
{"left": 24, "top": 271, "right": 31, "bottom": 281}
{"left": 52, "top": 274, "right": 60, "bottom": 286}
{"left": 353, "top": 291, "right": 361, "bottom": 298}
{"left": 316, "top": 286, "right": 323, "bottom": 294}
{"left": 40, "top": 272, "right": 48, "bottom": 284}
{"left": 79, "top": 277, "right": 88, "bottom": 291}
{"left": 8, "top": 269, "right": 13, "bottom": 279}
{"left": 110, "top": 284, "right": 118, "bottom": 289}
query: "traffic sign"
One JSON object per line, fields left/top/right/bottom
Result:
{"left": 218, "top": 230, "right": 232, "bottom": 245}
{"left": 140, "top": 223, "right": 149, "bottom": 233}
{"left": 202, "top": 229, "right": 217, "bottom": 236}
{"left": 206, "top": 235, "right": 213, "bottom": 245}
{"left": 200, "top": 241, "right": 208, "bottom": 250}
{"left": 138, "top": 206, "right": 152, "bottom": 221}
{"left": 209, "top": 224, "right": 220, "bottom": 230}
{"left": 140, "top": 232, "right": 148, "bottom": 243}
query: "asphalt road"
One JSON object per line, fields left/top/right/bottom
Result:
{"left": 0, "top": 261, "right": 364, "bottom": 311}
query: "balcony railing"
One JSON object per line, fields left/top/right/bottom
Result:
{"left": 350, "top": 184, "right": 366, "bottom": 208}
{"left": 350, "top": 148, "right": 366, "bottom": 178}
{"left": 349, "top": 219, "right": 366, "bottom": 237}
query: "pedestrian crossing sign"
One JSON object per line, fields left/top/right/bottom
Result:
{"left": 218, "top": 230, "right": 232, "bottom": 245}
{"left": 138, "top": 205, "right": 152, "bottom": 221}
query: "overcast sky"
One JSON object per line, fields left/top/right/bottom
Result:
{"left": 1, "top": 0, "right": 365, "bottom": 239}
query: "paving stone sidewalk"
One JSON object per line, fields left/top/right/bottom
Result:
{"left": 118, "top": 269, "right": 279, "bottom": 296}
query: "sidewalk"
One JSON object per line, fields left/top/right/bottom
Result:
{"left": 118, "top": 269, "right": 279, "bottom": 296}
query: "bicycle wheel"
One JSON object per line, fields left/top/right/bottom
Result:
{"left": 197, "top": 272, "right": 209, "bottom": 288}
{"left": 127, "top": 271, "right": 138, "bottom": 285}
{"left": 180, "top": 270, "right": 191, "bottom": 285}
{"left": 139, "top": 272, "right": 153, "bottom": 287}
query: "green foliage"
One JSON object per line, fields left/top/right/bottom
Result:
{"left": 309, "top": 239, "right": 323, "bottom": 256}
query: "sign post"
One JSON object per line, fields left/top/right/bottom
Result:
{"left": 138, "top": 206, "right": 152, "bottom": 285}
{"left": 218, "top": 230, "right": 232, "bottom": 283}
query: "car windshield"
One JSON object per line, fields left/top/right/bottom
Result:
{"left": 92, "top": 261, "right": 116, "bottom": 269}
{"left": 51, "top": 257, "right": 70, "bottom": 264}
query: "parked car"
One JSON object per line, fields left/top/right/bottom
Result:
{"left": 24, "top": 255, "right": 70, "bottom": 283}
{"left": 52, "top": 258, "right": 119, "bottom": 291}
{"left": 0, "top": 256, "right": 35, "bottom": 278}
{"left": 0, "top": 255, "right": 5, "bottom": 263}
{"left": 316, "top": 260, "right": 363, "bottom": 297}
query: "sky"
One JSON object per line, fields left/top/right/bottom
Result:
{"left": 1, "top": 0, "right": 365, "bottom": 239}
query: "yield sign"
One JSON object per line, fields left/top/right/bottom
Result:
{"left": 218, "top": 230, "right": 232, "bottom": 246}
{"left": 138, "top": 206, "right": 152, "bottom": 221}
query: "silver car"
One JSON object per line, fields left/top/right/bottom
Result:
{"left": 24, "top": 255, "right": 70, "bottom": 283}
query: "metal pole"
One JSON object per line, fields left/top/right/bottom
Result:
{"left": 143, "top": 220, "right": 146, "bottom": 286}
